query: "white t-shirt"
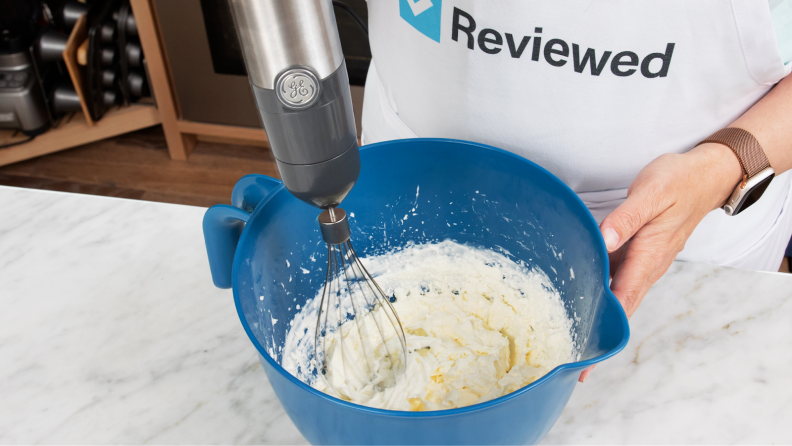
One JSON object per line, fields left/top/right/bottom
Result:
{"left": 770, "top": 0, "right": 792, "bottom": 64}
{"left": 361, "top": 1, "right": 792, "bottom": 272}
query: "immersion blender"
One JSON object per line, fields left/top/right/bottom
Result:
{"left": 228, "top": 0, "right": 407, "bottom": 391}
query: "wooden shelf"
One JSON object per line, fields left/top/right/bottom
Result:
{"left": 130, "top": 0, "right": 272, "bottom": 156}
{"left": 0, "top": 0, "right": 167, "bottom": 168}
{"left": 177, "top": 120, "right": 269, "bottom": 148}
{"left": 0, "top": 104, "right": 161, "bottom": 167}
{"left": 1, "top": 0, "right": 270, "bottom": 169}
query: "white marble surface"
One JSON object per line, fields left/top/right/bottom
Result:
{"left": 0, "top": 185, "right": 790, "bottom": 444}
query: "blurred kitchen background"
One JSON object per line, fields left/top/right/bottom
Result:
{"left": 0, "top": 0, "right": 789, "bottom": 272}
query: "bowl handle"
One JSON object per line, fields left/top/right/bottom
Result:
{"left": 231, "top": 174, "right": 282, "bottom": 213}
{"left": 203, "top": 174, "right": 283, "bottom": 289}
{"left": 203, "top": 206, "right": 250, "bottom": 289}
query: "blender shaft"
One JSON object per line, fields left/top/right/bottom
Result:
{"left": 229, "top": 0, "right": 344, "bottom": 90}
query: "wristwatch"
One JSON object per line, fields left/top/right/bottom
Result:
{"left": 697, "top": 128, "right": 775, "bottom": 216}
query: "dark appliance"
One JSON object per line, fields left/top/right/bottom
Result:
{"left": 0, "top": 0, "right": 52, "bottom": 135}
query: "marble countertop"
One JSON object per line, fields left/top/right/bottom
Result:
{"left": 0, "top": 186, "right": 790, "bottom": 444}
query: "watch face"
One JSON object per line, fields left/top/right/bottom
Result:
{"left": 733, "top": 173, "right": 774, "bottom": 215}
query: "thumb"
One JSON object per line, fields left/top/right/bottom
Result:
{"left": 600, "top": 189, "right": 663, "bottom": 253}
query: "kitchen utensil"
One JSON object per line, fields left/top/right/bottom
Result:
{"left": 227, "top": 0, "right": 403, "bottom": 388}
{"left": 51, "top": 82, "right": 82, "bottom": 113}
{"left": 63, "top": 1, "right": 89, "bottom": 31}
{"left": 101, "top": 69, "right": 115, "bottom": 87}
{"left": 203, "top": 138, "right": 630, "bottom": 445}
{"left": 314, "top": 207, "right": 407, "bottom": 397}
{"left": 124, "top": 42, "right": 141, "bottom": 67}
{"left": 37, "top": 30, "right": 68, "bottom": 62}
{"left": 126, "top": 71, "right": 148, "bottom": 97}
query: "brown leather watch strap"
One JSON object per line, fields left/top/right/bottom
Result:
{"left": 697, "top": 128, "right": 771, "bottom": 178}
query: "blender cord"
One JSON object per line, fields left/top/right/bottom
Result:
{"left": 0, "top": 135, "right": 35, "bottom": 149}
{"left": 332, "top": 1, "right": 369, "bottom": 37}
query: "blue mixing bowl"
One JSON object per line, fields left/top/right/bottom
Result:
{"left": 203, "top": 138, "right": 629, "bottom": 445}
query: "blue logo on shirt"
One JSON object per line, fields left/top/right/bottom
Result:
{"left": 399, "top": 0, "right": 442, "bottom": 42}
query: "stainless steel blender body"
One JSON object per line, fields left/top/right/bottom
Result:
{"left": 228, "top": 0, "right": 360, "bottom": 209}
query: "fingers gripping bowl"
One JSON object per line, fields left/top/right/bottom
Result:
{"left": 203, "top": 139, "right": 630, "bottom": 445}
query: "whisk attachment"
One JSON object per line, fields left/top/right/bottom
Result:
{"left": 315, "top": 207, "right": 408, "bottom": 399}
{"left": 318, "top": 207, "right": 352, "bottom": 245}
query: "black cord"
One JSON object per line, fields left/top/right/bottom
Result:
{"left": 332, "top": 1, "right": 369, "bottom": 37}
{"left": 0, "top": 134, "right": 35, "bottom": 150}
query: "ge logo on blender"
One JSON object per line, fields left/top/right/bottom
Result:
{"left": 276, "top": 68, "right": 318, "bottom": 109}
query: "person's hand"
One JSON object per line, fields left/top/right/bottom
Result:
{"left": 578, "top": 142, "right": 743, "bottom": 383}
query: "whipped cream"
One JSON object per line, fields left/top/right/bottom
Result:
{"left": 282, "top": 241, "right": 576, "bottom": 411}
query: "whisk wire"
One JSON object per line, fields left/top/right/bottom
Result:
{"left": 338, "top": 242, "right": 377, "bottom": 382}
{"left": 348, "top": 241, "right": 408, "bottom": 352}
{"left": 315, "top": 207, "right": 408, "bottom": 396}
{"left": 314, "top": 245, "right": 333, "bottom": 374}
{"left": 345, "top": 241, "right": 406, "bottom": 374}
